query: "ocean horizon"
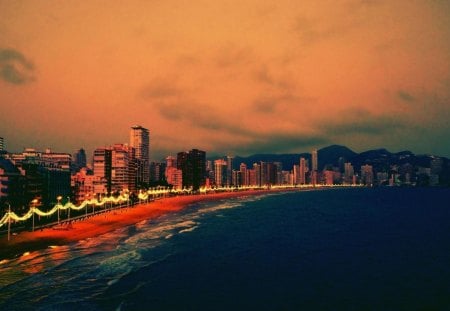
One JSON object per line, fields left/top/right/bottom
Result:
{"left": 0, "top": 187, "right": 449, "bottom": 310}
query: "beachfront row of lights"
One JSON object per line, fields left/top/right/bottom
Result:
{"left": 0, "top": 184, "right": 359, "bottom": 230}
{"left": 0, "top": 193, "right": 130, "bottom": 229}
{"left": 0, "top": 186, "right": 190, "bottom": 229}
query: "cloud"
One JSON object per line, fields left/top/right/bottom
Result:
{"left": 140, "top": 79, "right": 181, "bottom": 99}
{"left": 215, "top": 44, "right": 254, "bottom": 68}
{"left": 253, "top": 64, "right": 294, "bottom": 90}
{"left": 0, "top": 48, "right": 35, "bottom": 84}
{"left": 252, "top": 93, "right": 303, "bottom": 114}
{"left": 291, "top": 1, "right": 382, "bottom": 46}
{"left": 252, "top": 64, "right": 305, "bottom": 114}
{"left": 158, "top": 99, "right": 254, "bottom": 136}
{"left": 291, "top": 15, "right": 356, "bottom": 45}
{"left": 322, "top": 109, "right": 406, "bottom": 136}
{"left": 140, "top": 77, "right": 256, "bottom": 136}
{"left": 253, "top": 97, "right": 277, "bottom": 113}
{"left": 226, "top": 133, "right": 329, "bottom": 156}
{"left": 398, "top": 90, "right": 415, "bottom": 102}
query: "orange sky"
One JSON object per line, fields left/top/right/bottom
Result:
{"left": 1, "top": 0, "right": 449, "bottom": 160}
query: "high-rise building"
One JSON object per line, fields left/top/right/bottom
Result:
{"left": 430, "top": 156, "right": 443, "bottom": 186}
{"left": 166, "top": 156, "right": 176, "bottom": 169}
{"left": 299, "top": 157, "right": 307, "bottom": 184}
{"left": 130, "top": 125, "right": 150, "bottom": 187}
{"left": 41, "top": 149, "right": 71, "bottom": 170}
{"left": 361, "top": 164, "right": 374, "bottom": 186}
{"left": 166, "top": 166, "right": 183, "bottom": 190}
{"left": 10, "top": 148, "right": 71, "bottom": 206}
{"left": 111, "top": 144, "right": 135, "bottom": 192}
{"left": 93, "top": 147, "right": 112, "bottom": 194}
{"left": 71, "top": 168, "right": 96, "bottom": 203}
{"left": 232, "top": 170, "right": 242, "bottom": 187}
{"left": 274, "top": 162, "right": 283, "bottom": 185}
{"left": 93, "top": 144, "right": 136, "bottom": 194}
{"left": 214, "top": 159, "right": 227, "bottom": 187}
{"left": 344, "top": 162, "right": 354, "bottom": 184}
{"left": 338, "top": 157, "right": 346, "bottom": 173}
{"left": 280, "top": 170, "right": 291, "bottom": 185}
{"left": 262, "top": 162, "right": 277, "bottom": 185}
{"left": 324, "top": 170, "right": 334, "bottom": 185}
{"left": 239, "top": 163, "right": 248, "bottom": 186}
{"left": 312, "top": 149, "right": 318, "bottom": 171}
{"left": 0, "top": 137, "right": 4, "bottom": 151}
{"left": 253, "top": 162, "right": 262, "bottom": 186}
{"left": 311, "top": 149, "right": 318, "bottom": 185}
{"left": 259, "top": 161, "right": 268, "bottom": 186}
{"left": 165, "top": 155, "right": 183, "bottom": 189}
{"left": 248, "top": 168, "right": 257, "bottom": 186}
{"left": 0, "top": 157, "right": 25, "bottom": 209}
{"left": 226, "top": 156, "right": 233, "bottom": 186}
{"left": 73, "top": 148, "right": 87, "bottom": 172}
{"left": 150, "top": 161, "right": 166, "bottom": 183}
{"left": 177, "top": 149, "right": 206, "bottom": 190}
{"left": 293, "top": 164, "right": 300, "bottom": 185}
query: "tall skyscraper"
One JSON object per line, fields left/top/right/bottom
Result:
{"left": 150, "top": 161, "right": 166, "bottom": 183}
{"left": 274, "top": 162, "right": 283, "bottom": 185}
{"left": 299, "top": 157, "right": 307, "bottom": 184}
{"left": 166, "top": 166, "right": 183, "bottom": 190}
{"left": 73, "top": 148, "right": 87, "bottom": 172}
{"left": 311, "top": 149, "right": 318, "bottom": 185}
{"left": 253, "top": 162, "right": 261, "bottom": 186}
{"left": 226, "top": 156, "right": 233, "bottom": 186}
{"left": 93, "top": 147, "right": 112, "bottom": 194}
{"left": 239, "top": 163, "right": 248, "bottom": 186}
{"left": 166, "top": 156, "right": 176, "bottom": 169}
{"left": 165, "top": 155, "right": 183, "bottom": 189}
{"left": 214, "top": 159, "right": 227, "bottom": 187}
{"left": 324, "top": 170, "right": 334, "bottom": 185}
{"left": 130, "top": 125, "right": 150, "bottom": 187}
{"left": 312, "top": 149, "right": 318, "bottom": 171}
{"left": 361, "top": 164, "right": 374, "bottom": 186}
{"left": 293, "top": 164, "right": 300, "bottom": 185}
{"left": 177, "top": 149, "right": 206, "bottom": 190}
{"left": 344, "top": 162, "right": 354, "bottom": 184}
{"left": 111, "top": 144, "right": 135, "bottom": 192}
{"left": 0, "top": 137, "right": 4, "bottom": 151}
{"left": 0, "top": 157, "right": 24, "bottom": 209}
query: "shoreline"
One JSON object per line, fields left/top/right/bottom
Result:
{"left": 0, "top": 189, "right": 290, "bottom": 260}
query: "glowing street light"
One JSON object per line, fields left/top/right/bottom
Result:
{"left": 7, "top": 202, "right": 11, "bottom": 242}
{"left": 104, "top": 192, "right": 108, "bottom": 212}
{"left": 67, "top": 196, "right": 71, "bottom": 222}
{"left": 57, "top": 195, "right": 62, "bottom": 224}
{"left": 85, "top": 193, "right": 89, "bottom": 217}
{"left": 124, "top": 189, "right": 129, "bottom": 207}
{"left": 31, "top": 199, "right": 38, "bottom": 232}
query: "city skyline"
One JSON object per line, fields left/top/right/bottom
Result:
{"left": 1, "top": 1, "right": 450, "bottom": 160}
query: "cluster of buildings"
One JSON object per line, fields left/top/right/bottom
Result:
{"left": 0, "top": 126, "right": 150, "bottom": 212}
{"left": 0, "top": 131, "right": 446, "bottom": 213}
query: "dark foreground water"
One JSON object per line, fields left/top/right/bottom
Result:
{"left": 1, "top": 187, "right": 449, "bottom": 310}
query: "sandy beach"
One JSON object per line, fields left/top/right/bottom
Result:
{"left": 0, "top": 189, "right": 278, "bottom": 260}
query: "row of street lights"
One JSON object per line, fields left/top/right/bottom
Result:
{"left": 31, "top": 196, "right": 70, "bottom": 232}
{"left": 6, "top": 191, "right": 133, "bottom": 241}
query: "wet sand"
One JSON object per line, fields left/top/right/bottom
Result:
{"left": 0, "top": 189, "right": 280, "bottom": 260}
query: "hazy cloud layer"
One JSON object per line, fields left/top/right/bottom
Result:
{"left": 0, "top": 48, "right": 35, "bottom": 84}
{"left": 398, "top": 90, "right": 415, "bottom": 102}
{"left": 1, "top": 1, "right": 450, "bottom": 160}
{"left": 229, "top": 133, "right": 330, "bottom": 156}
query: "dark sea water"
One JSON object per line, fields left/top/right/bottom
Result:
{"left": 1, "top": 187, "right": 450, "bottom": 310}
